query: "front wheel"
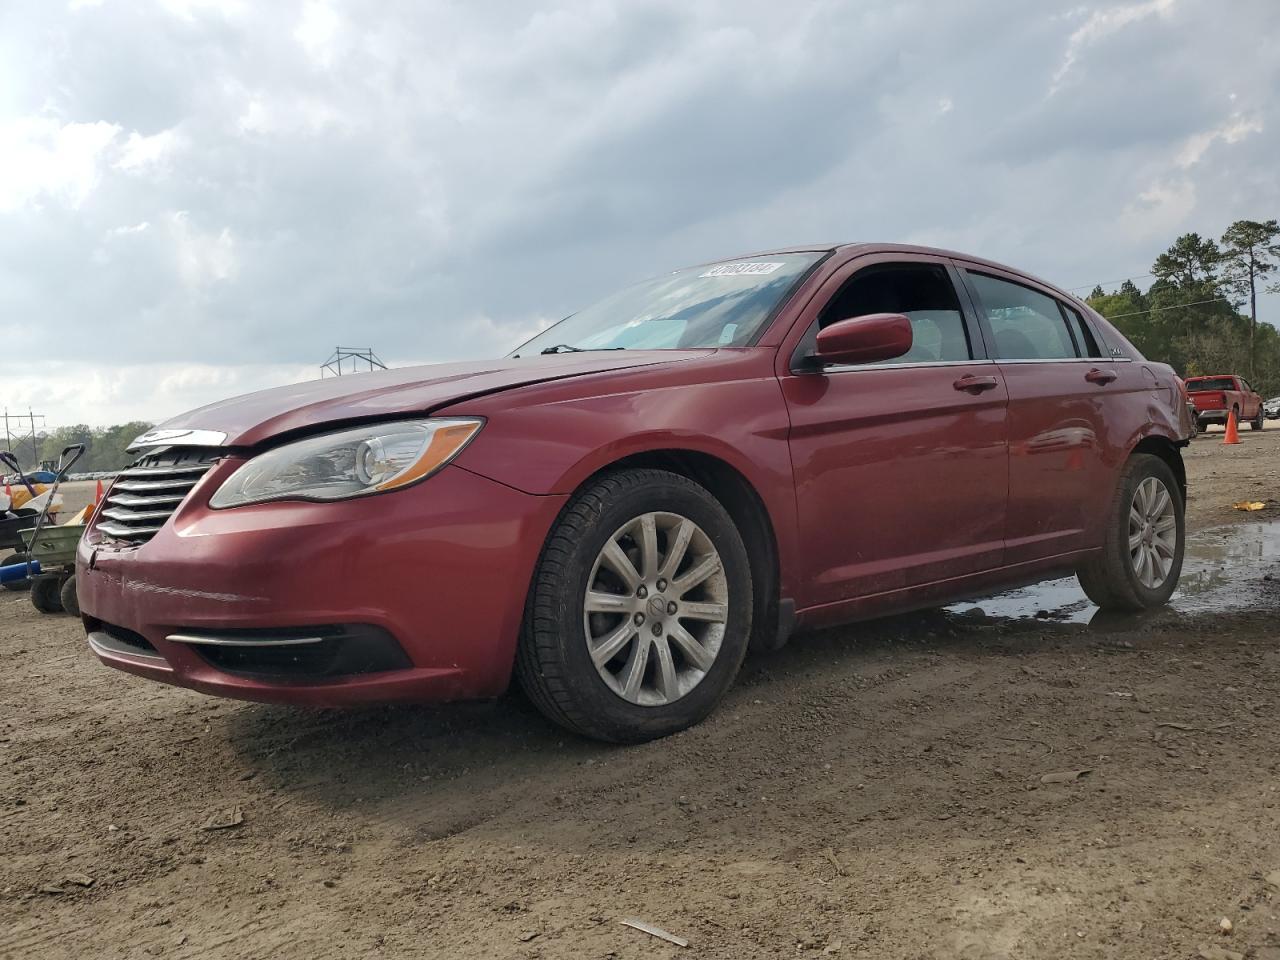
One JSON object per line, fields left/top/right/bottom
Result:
{"left": 1077, "top": 454, "right": 1184, "bottom": 611}
{"left": 1251, "top": 407, "right": 1265, "bottom": 430}
{"left": 516, "top": 469, "right": 753, "bottom": 743}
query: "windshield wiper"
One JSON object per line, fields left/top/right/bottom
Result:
{"left": 539, "top": 344, "right": 625, "bottom": 355}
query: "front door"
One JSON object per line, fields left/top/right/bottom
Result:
{"left": 778, "top": 255, "right": 1010, "bottom": 608}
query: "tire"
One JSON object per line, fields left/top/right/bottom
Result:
{"left": 1077, "top": 453, "right": 1185, "bottom": 612}
{"left": 1250, "top": 407, "right": 1265, "bottom": 431}
{"left": 516, "top": 468, "right": 753, "bottom": 743}
{"left": 30, "top": 576, "right": 65, "bottom": 614}
{"left": 1195, "top": 418, "right": 1207, "bottom": 435}
{"left": 1, "top": 552, "right": 31, "bottom": 591}
{"left": 60, "top": 575, "right": 80, "bottom": 618}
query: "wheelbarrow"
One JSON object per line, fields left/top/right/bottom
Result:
{"left": 0, "top": 451, "right": 42, "bottom": 592}
{"left": 4, "top": 444, "right": 86, "bottom": 614}
{"left": 20, "top": 522, "right": 87, "bottom": 614}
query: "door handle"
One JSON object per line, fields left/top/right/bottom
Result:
{"left": 953, "top": 374, "right": 999, "bottom": 393}
{"left": 1085, "top": 368, "right": 1117, "bottom": 385}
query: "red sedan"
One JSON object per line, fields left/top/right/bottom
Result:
{"left": 77, "top": 243, "right": 1192, "bottom": 742}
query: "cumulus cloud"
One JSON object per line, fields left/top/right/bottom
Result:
{"left": 169, "top": 211, "right": 238, "bottom": 286}
{"left": 115, "top": 128, "right": 183, "bottom": 173}
{"left": 0, "top": 118, "right": 120, "bottom": 212}
{"left": 1050, "top": 0, "right": 1177, "bottom": 94}
{"left": 0, "top": 0, "right": 1278, "bottom": 426}
{"left": 1177, "top": 113, "right": 1264, "bottom": 167}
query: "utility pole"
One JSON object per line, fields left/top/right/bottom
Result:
{"left": 28, "top": 407, "right": 41, "bottom": 467}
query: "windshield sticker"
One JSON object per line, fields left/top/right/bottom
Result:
{"left": 699, "top": 261, "right": 785, "bottom": 278}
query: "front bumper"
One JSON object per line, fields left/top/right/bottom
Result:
{"left": 76, "top": 463, "right": 566, "bottom": 705}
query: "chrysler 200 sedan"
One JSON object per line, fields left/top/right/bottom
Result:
{"left": 78, "top": 243, "right": 1193, "bottom": 742}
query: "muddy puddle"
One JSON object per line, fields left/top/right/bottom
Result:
{"left": 947, "top": 520, "right": 1280, "bottom": 626}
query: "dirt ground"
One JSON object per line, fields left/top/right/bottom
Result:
{"left": 3, "top": 428, "right": 1279, "bottom": 960}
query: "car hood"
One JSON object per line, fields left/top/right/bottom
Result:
{"left": 139, "top": 351, "right": 711, "bottom": 449}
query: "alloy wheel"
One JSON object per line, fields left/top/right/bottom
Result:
{"left": 1128, "top": 476, "right": 1177, "bottom": 589}
{"left": 583, "top": 511, "right": 729, "bottom": 706}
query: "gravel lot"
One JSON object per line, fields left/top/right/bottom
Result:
{"left": 2, "top": 427, "right": 1278, "bottom": 960}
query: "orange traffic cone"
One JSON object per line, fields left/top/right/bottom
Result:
{"left": 95, "top": 478, "right": 104, "bottom": 506}
{"left": 1223, "top": 409, "right": 1241, "bottom": 445}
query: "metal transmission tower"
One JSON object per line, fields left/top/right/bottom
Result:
{"left": 2, "top": 407, "right": 47, "bottom": 468}
{"left": 321, "top": 347, "right": 387, "bottom": 378}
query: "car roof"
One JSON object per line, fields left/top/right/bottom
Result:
{"left": 713, "top": 242, "right": 1083, "bottom": 304}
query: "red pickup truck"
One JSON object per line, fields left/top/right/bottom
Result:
{"left": 1185, "top": 375, "right": 1264, "bottom": 432}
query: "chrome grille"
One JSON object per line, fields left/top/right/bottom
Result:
{"left": 96, "top": 448, "right": 221, "bottom": 543}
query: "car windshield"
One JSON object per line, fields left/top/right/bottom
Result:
{"left": 512, "top": 253, "right": 824, "bottom": 355}
{"left": 1187, "top": 377, "right": 1237, "bottom": 392}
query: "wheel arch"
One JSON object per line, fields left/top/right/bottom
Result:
{"left": 1129, "top": 435, "right": 1186, "bottom": 500}
{"left": 566, "top": 448, "right": 785, "bottom": 654}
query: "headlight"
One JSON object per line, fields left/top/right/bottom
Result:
{"left": 209, "top": 418, "right": 483, "bottom": 508}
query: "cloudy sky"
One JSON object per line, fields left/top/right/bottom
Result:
{"left": 2, "top": 0, "right": 1278, "bottom": 428}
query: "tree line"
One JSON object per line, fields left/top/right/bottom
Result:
{"left": 1086, "top": 219, "right": 1280, "bottom": 396}
{"left": 4, "top": 421, "right": 154, "bottom": 474}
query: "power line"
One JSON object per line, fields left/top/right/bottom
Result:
{"left": 1066, "top": 272, "right": 1155, "bottom": 292}
{"left": 1102, "top": 296, "right": 1233, "bottom": 321}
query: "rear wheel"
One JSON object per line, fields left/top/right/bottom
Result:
{"left": 516, "top": 469, "right": 753, "bottom": 743}
{"left": 1077, "top": 454, "right": 1184, "bottom": 611}
{"left": 30, "top": 576, "right": 64, "bottom": 614}
{"left": 1, "top": 552, "right": 31, "bottom": 591}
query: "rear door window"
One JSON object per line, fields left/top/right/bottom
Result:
{"left": 967, "top": 272, "right": 1080, "bottom": 360}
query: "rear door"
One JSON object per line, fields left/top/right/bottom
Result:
{"left": 959, "top": 267, "right": 1122, "bottom": 563}
{"left": 778, "top": 253, "right": 1009, "bottom": 606}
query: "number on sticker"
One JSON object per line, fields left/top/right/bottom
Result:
{"left": 699, "top": 262, "right": 784, "bottom": 278}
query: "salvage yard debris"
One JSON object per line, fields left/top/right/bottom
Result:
{"left": 1040, "top": 768, "right": 1093, "bottom": 784}
{"left": 37, "top": 874, "right": 94, "bottom": 895}
{"left": 620, "top": 918, "right": 689, "bottom": 948}
{"left": 1232, "top": 500, "right": 1268, "bottom": 511}
{"left": 200, "top": 805, "right": 245, "bottom": 831}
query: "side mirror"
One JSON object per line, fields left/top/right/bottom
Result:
{"left": 812, "top": 313, "right": 913, "bottom": 366}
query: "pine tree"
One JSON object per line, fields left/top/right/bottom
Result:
{"left": 1151, "top": 233, "right": 1221, "bottom": 288}
{"left": 1220, "top": 219, "right": 1280, "bottom": 379}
